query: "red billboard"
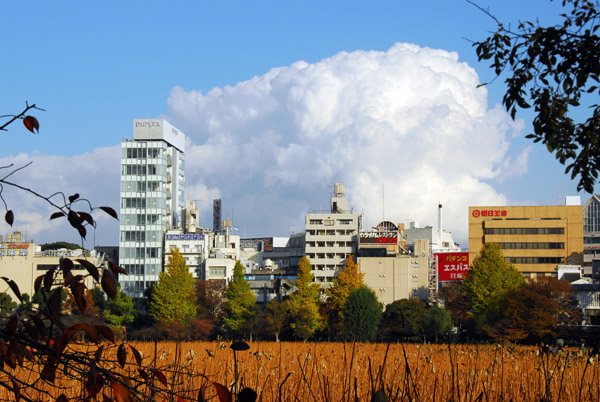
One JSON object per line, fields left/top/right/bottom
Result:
{"left": 436, "top": 252, "right": 469, "bottom": 282}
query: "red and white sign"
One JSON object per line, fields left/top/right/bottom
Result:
{"left": 471, "top": 209, "right": 508, "bottom": 218}
{"left": 436, "top": 252, "right": 469, "bottom": 282}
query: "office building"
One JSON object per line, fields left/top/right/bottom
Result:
{"left": 468, "top": 202, "right": 584, "bottom": 278}
{"left": 584, "top": 195, "right": 600, "bottom": 276}
{"left": 119, "top": 119, "right": 185, "bottom": 303}
{"left": 305, "top": 183, "right": 361, "bottom": 286}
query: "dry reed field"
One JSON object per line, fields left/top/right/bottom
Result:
{"left": 1, "top": 341, "right": 599, "bottom": 401}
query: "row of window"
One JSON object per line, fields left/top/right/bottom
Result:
{"left": 505, "top": 257, "right": 564, "bottom": 264}
{"left": 498, "top": 242, "right": 565, "bottom": 249}
{"left": 306, "top": 253, "right": 349, "bottom": 260}
{"left": 121, "top": 214, "right": 162, "bottom": 226}
{"left": 37, "top": 263, "right": 83, "bottom": 271}
{"left": 120, "top": 247, "right": 161, "bottom": 259}
{"left": 121, "top": 164, "right": 166, "bottom": 176}
{"left": 485, "top": 227, "right": 565, "bottom": 235}
{"left": 121, "top": 181, "right": 163, "bottom": 193}
{"left": 123, "top": 148, "right": 163, "bottom": 159}
{"left": 306, "top": 229, "right": 356, "bottom": 236}
{"left": 121, "top": 197, "right": 166, "bottom": 209}
{"left": 120, "top": 264, "right": 161, "bottom": 276}
{"left": 306, "top": 241, "right": 352, "bottom": 248}
{"left": 308, "top": 219, "right": 354, "bottom": 225}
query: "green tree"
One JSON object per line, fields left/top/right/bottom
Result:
{"left": 343, "top": 286, "right": 382, "bottom": 342}
{"left": 379, "top": 298, "right": 428, "bottom": 341}
{"left": 148, "top": 247, "right": 196, "bottom": 324}
{"left": 326, "top": 255, "right": 364, "bottom": 320}
{"left": 103, "top": 285, "right": 136, "bottom": 327}
{"left": 462, "top": 243, "right": 524, "bottom": 336}
{"left": 223, "top": 260, "right": 256, "bottom": 339}
{"left": 473, "top": 0, "right": 600, "bottom": 192}
{"left": 0, "top": 293, "right": 16, "bottom": 316}
{"left": 288, "top": 256, "right": 322, "bottom": 340}
{"left": 422, "top": 306, "right": 452, "bottom": 343}
{"left": 265, "top": 298, "right": 289, "bottom": 342}
{"left": 40, "top": 241, "right": 82, "bottom": 251}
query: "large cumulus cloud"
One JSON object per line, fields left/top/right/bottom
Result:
{"left": 169, "top": 43, "right": 525, "bottom": 246}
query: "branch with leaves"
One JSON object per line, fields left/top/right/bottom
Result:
{"left": 472, "top": 0, "right": 600, "bottom": 192}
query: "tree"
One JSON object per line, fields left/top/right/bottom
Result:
{"left": 500, "top": 276, "right": 582, "bottom": 342}
{"left": 265, "top": 298, "right": 289, "bottom": 342}
{"left": 223, "top": 260, "right": 256, "bottom": 339}
{"left": 473, "top": 0, "right": 600, "bottom": 192}
{"left": 326, "top": 254, "right": 364, "bottom": 320}
{"left": 462, "top": 243, "right": 524, "bottom": 336}
{"left": 288, "top": 256, "right": 322, "bottom": 340}
{"left": 379, "top": 298, "right": 428, "bottom": 341}
{"left": 440, "top": 282, "right": 477, "bottom": 338}
{"left": 103, "top": 285, "right": 136, "bottom": 328}
{"left": 148, "top": 247, "right": 196, "bottom": 325}
{"left": 197, "top": 279, "right": 226, "bottom": 319}
{"left": 343, "top": 286, "right": 382, "bottom": 342}
{"left": 40, "top": 241, "right": 82, "bottom": 251}
{"left": 422, "top": 306, "right": 452, "bottom": 343}
{"left": 0, "top": 292, "right": 16, "bottom": 316}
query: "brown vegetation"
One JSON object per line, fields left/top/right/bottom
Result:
{"left": 0, "top": 341, "right": 598, "bottom": 401}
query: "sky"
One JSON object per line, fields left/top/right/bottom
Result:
{"left": 0, "top": 0, "right": 587, "bottom": 250}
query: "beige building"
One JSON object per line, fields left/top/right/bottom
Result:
{"left": 468, "top": 204, "right": 584, "bottom": 277}
{"left": 0, "top": 233, "right": 98, "bottom": 302}
{"left": 358, "top": 235, "right": 430, "bottom": 305}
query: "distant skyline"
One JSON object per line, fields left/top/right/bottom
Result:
{"left": 0, "top": 1, "right": 587, "bottom": 249}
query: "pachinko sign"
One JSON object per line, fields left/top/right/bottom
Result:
{"left": 0, "top": 243, "right": 29, "bottom": 257}
{"left": 436, "top": 252, "right": 469, "bottom": 282}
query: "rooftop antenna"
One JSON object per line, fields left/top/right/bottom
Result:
{"left": 382, "top": 184, "right": 385, "bottom": 222}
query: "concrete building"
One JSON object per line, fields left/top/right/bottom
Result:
{"left": 358, "top": 236, "right": 430, "bottom": 305}
{"left": 305, "top": 184, "right": 361, "bottom": 286}
{"left": 119, "top": 119, "right": 185, "bottom": 303}
{"left": 583, "top": 195, "right": 600, "bottom": 276}
{"left": 468, "top": 201, "right": 584, "bottom": 278}
{"left": 405, "top": 204, "right": 461, "bottom": 253}
{"left": 0, "top": 232, "right": 98, "bottom": 302}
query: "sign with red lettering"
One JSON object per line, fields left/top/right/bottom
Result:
{"left": 471, "top": 209, "right": 508, "bottom": 218}
{"left": 436, "top": 252, "right": 469, "bottom": 282}
{"left": 359, "top": 232, "right": 398, "bottom": 244}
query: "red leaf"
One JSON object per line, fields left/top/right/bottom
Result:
{"left": 76, "top": 258, "right": 100, "bottom": 282}
{"left": 72, "top": 283, "right": 87, "bottom": 314}
{"left": 48, "top": 288, "right": 63, "bottom": 317}
{"left": 5, "top": 210, "right": 14, "bottom": 227}
{"left": 1, "top": 277, "right": 22, "bottom": 302}
{"left": 108, "top": 260, "right": 127, "bottom": 275}
{"left": 198, "top": 384, "right": 207, "bottom": 402}
{"left": 68, "top": 193, "right": 79, "bottom": 203}
{"left": 77, "top": 224, "right": 87, "bottom": 240}
{"left": 178, "top": 397, "right": 190, "bottom": 402}
{"left": 78, "top": 211, "right": 94, "bottom": 226}
{"left": 101, "top": 270, "right": 117, "bottom": 299}
{"left": 117, "top": 344, "right": 127, "bottom": 368}
{"left": 151, "top": 369, "right": 168, "bottom": 387}
{"left": 213, "top": 383, "right": 233, "bottom": 402}
{"left": 57, "top": 395, "right": 68, "bottom": 402}
{"left": 23, "top": 115, "right": 39, "bottom": 133}
{"left": 49, "top": 211, "right": 66, "bottom": 220}
{"left": 138, "top": 368, "right": 149, "bottom": 381}
{"left": 112, "top": 381, "right": 131, "bottom": 402}
{"left": 41, "top": 363, "right": 56, "bottom": 383}
{"left": 43, "top": 268, "right": 56, "bottom": 291}
{"left": 95, "top": 345, "right": 104, "bottom": 362}
{"left": 99, "top": 206, "right": 118, "bottom": 220}
{"left": 10, "top": 377, "right": 20, "bottom": 402}
{"left": 130, "top": 345, "right": 143, "bottom": 366}
{"left": 94, "top": 325, "right": 115, "bottom": 343}
{"left": 86, "top": 366, "right": 104, "bottom": 398}
{"left": 33, "top": 275, "right": 43, "bottom": 294}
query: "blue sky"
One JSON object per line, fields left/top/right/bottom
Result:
{"left": 0, "top": 1, "right": 585, "bottom": 248}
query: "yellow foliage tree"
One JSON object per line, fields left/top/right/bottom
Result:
{"left": 326, "top": 255, "right": 364, "bottom": 320}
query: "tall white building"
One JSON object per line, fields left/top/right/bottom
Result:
{"left": 305, "top": 184, "right": 361, "bottom": 287}
{"left": 119, "top": 119, "right": 185, "bottom": 303}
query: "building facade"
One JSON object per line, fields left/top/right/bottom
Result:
{"left": 119, "top": 119, "right": 185, "bottom": 302}
{"left": 583, "top": 195, "right": 600, "bottom": 276}
{"left": 468, "top": 203, "right": 584, "bottom": 277}
{"left": 305, "top": 184, "right": 361, "bottom": 286}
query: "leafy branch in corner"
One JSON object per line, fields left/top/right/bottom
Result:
{"left": 470, "top": 0, "right": 600, "bottom": 193}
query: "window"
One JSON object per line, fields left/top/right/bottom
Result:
{"left": 310, "top": 219, "right": 323, "bottom": 225}
{"left": 209, "top": 267, "right": 226, "bottom": 276}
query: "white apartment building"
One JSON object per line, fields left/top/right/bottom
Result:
{"left": 305, "top": 184, "right": 361, "bottom": 286}
{"left": 119, "top": 119, "right": 185, "bottom": 303}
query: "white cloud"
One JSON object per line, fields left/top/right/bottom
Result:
{"left": 0, "top": 146, "right": 120, "bottom": 246}
{"left": 168, "top": 42, "right": 525, "bottom": 246}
